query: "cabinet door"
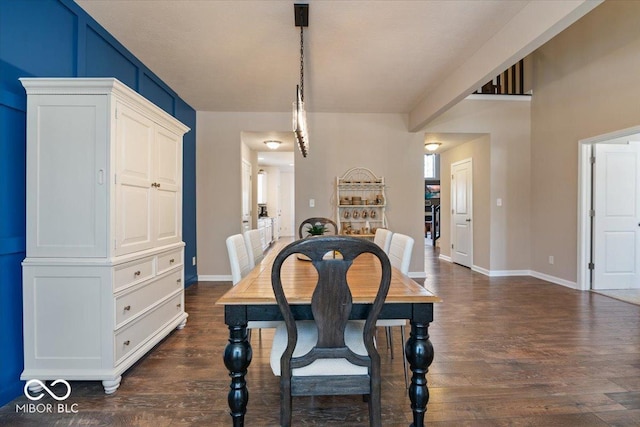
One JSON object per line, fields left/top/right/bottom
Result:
{"left": 154, "top": 126, "right": 182, "bottom": 246}
{"left": 26, "top": 95, "right": 108, "bottom": 257}
{"left": 115, "top": 103, "right": 154, "bottom": 255}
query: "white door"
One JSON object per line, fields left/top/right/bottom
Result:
{"left": 241, "top": 160, "right": 252, "bottom": 233}
{"left": 451, "top": 159, "right": 473, "bottom": 267}
{"left": 593, "top": 141, "right": 640, "bottom": 289}
{"left": 279, "top": 171, "right": 295, "bottom": 237}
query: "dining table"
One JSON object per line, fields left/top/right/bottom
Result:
{"left": 216, "top": 243, "right": 442, "bottom": 426}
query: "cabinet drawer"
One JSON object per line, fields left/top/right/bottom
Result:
{"left": 115, "top": 269, "right": 183, "bottom": 328}
{"left": 114, "top": 293, "right": 183, "bottom": 364}
{"left": 114, "top": 257, "right": 154, "bottom": 291}
{"left": 157, "top": 249, "right": 182, "bottom": 274}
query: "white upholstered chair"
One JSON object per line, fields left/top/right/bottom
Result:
{"left": 373, "top": 228, "right": 393, "bottom": 254}
{"left": 377, "top": 232, "right": 414, "bottom": 388}
{"left": 388, "top": 232, "right": 414, "bottom": 275}
{"left": 225, "top": 234, "right": 252, "bottom": 285}
{"left": 243, "top": 229, "right": 264, "bottom": 267}
{"left": 225, "top": 234, "right": 280, "bottom": 337}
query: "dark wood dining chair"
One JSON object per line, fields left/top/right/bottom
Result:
{"left": 298, "top": 217, "right": 338, "bottom": 238}
{"left": 270, "top": 236, "right": 392, "bottom": 427}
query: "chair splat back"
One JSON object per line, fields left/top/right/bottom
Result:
{"left": 270, "top": 236, "right": 392, "bottom": 426}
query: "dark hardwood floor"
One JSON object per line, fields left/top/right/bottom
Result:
{"left": 2, "top": 241, "right": 640, "bottom": 426}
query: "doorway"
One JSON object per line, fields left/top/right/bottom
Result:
{"left": 578, "top": 127, "right": 640, "bottom": 291}
{"left": 451, "top": 158, "right": 473, "bottom": 268}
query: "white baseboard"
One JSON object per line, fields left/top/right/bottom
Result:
{"left": 437, "top": 257, "right": 577, "bottom": 288}
{"left": 409, "top": 271, "right": 427, "bottom": 279}
{"left": 198, "top": 275, "right": 232, "bottom": 282}
{"left": 438, "top": 254, "right": 452, "bottom": 263}
{"left": 530, "top": 270, "right": 577, "bottom": 289}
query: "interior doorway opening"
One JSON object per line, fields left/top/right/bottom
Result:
{"left": 577, "top": 126, "right": 640, "bottom": 291}
{"left": 240, "top": 131, "right": 296, "bottom": 244}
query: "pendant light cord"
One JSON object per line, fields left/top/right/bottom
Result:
{"left": 300, "top": 25, "right": 304, "bottom": 102}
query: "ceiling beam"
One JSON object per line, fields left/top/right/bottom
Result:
{"left": 408, "top": 0, "right": 604, "bottom": 132}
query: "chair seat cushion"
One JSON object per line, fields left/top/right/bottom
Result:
{"left": 248, "top": 320, "right": 283, "bottom": 329}
{"left": 375, "top": 319, "right": 407, "bottom": 327}
{"left": 270, "top": 320, "right": 368, "bottom": 376}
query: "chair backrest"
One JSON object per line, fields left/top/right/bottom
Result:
{"left": 243, "top": 229, "right": 264, "bottom": 267}
{"left": 271, "top": 235, "right": 391, "bottom": 386}
{"left": 388, "top": 233, "right": 414, "bottom": 275}
{"left": 298, "top": 217, "right": 338, "bottom": 238}
{"left": 373, "top": 228, "right": 393, "bottom": 254}
{"left": 225, "top": 234, "right": 252, "bottom": 285}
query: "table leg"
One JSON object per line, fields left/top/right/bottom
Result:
{"left": 405, "top": 321, "right": 434, "bottom": 427}
{"left": 223, "top": 324, "right": 252, "bottom": 426}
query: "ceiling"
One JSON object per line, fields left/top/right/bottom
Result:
{"left": 75, "top": 0, "right": 599, "bottom": 153}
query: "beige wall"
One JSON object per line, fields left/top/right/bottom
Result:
{"left": 424, "top": 98, "right": 532, "bottom": 272}
{"left": 197, "top": 111, "right": 425, "bottom": 277}
{"left": 530, "top": 0, "right": 640, "bottom": 283}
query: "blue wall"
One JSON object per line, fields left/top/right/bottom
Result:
{"left": 0, "top": 0, "right": 197, "bottom": 406}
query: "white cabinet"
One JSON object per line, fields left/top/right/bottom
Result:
{"left": 20, "top": 78, "right": 190, "bottom": 394}
{"left": 257, "top": 170, "right": 268, "bottom": 204}
{"left": 257, "top": 218, "right": 274, "bottom": 250}
{"left": 336, "top": 167, "right": 387, "bottom": 238}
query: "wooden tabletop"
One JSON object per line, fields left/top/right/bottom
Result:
{"left": 216, "top": 251, "right": 442, "bottom": 306}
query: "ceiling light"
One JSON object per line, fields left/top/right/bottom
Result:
{"left": 264, "top": 140, "right": 282, "bottom": 150}
{"left": 293, "top": 3, "right": 309, "bottom": 158}
{"left": 425, "top": 142, "right": 441, "bottom": 151}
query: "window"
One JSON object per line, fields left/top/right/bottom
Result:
{"left": 424, "top": 154, "right": 437, "bottom": 179}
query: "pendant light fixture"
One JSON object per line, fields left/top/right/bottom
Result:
{"left": 425, "top": 142, "right": 442, "bottom": 152}
{"left": 264, "top": 140, "right": 282, "bottom": 150}
{"left": 293, "top": 3, "right": 309, "bottom": 157}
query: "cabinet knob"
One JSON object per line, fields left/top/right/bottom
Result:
{"left": 124, "top": 305, "right": 131, "bottom": 311}
{"left": 176, "top": 278, "right": 182, "bottom": 283}
{"left": 176, "top": 303, "right": 182, "bottom": 308}
{"left": 169, "top": 258, "right": 175, "bottom": 264}
{"left": 123, "top": 340, "right": 130, "bottom": 346}
{"left": 134, "top": 270, "right": 141, "bottom": 277}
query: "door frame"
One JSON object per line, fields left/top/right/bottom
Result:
{"left": 450, "top": 158, "right": 473, "bottom": 268}
{"left": 577, "top": 125, "right": 640, "bottom": 291}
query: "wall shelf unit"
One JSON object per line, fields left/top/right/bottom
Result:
{"left": 336, "top": 167, "right": 387, "bottom": 238}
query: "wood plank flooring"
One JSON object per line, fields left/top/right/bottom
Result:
{"left": 1, "top": 240, "right": 640, "bottom": 426}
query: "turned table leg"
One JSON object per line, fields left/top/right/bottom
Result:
{"left": 405, "top": 321, "right": 434, "bottom": 427}
{"left": 223, "top": 323, "right": 252, "bottom": 426}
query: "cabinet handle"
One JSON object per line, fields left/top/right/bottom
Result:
{"left": 176, "top": 303, "right": 182, "bottom": 308}
{"left": 124, "top": 305, "right": 131, "bottom": 311}
{"left": 123, "top": 340, "right": 130, "bottom": 346}
{"left": 134, "top": 270, "right": 141, "bottom": 277}
{"left": 169, "top": 258, "right": 175, "bottom": 264}
{"left": 176, "top": 279, "right": 182, "bottom": 283}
